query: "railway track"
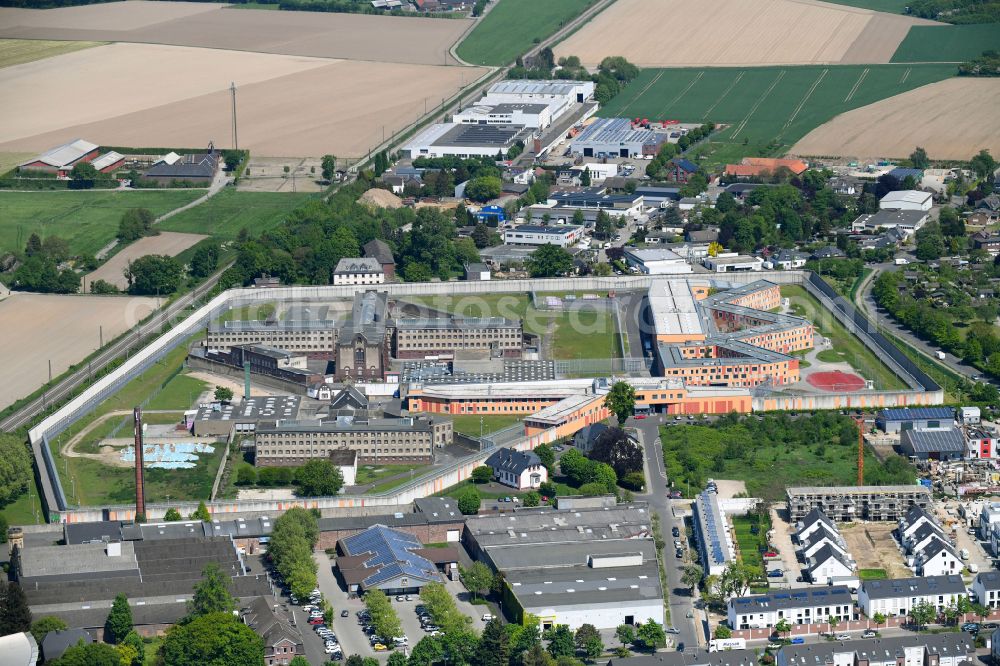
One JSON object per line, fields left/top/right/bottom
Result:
{"left": 0, "top": 264, "right": 229, "bottom": 434}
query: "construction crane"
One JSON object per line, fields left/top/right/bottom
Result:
{"left": 852, "top": 414, "right": 865, "bottom": 486}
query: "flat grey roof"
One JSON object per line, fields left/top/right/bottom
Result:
{"left": 21, "top": 542, "right": 138, "bottom": 579}
{"left": 484, "top": 536, "right": 657, "bottom": 570}
{"left": 512, "top": 562, "right": 663, "bottom": 608}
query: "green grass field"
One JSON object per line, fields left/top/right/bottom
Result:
{"left": 598, "top": 64, "right": 955, "bottom": 161}
{"left": 403, "top": 294, "right": 618, "bottom": 360}
{"left": 456, "top": 0, "right": 595, "bottom": 65}
{"left": 158, "top": 190, "right": 314, "bottom": 241}
{"left": 0, "top": 190, "right": 203, "bottom": 256}
{"left": 145, "top": 373, "right": 209, "bottom": 410}
{"left": 447, "top": 414, "right": 524, "bottom": 437}
{"left": 0, "top": 39, "right": 103, "bottom": 68}
{"left": 859, "top": 568, "right": 888, "bottom": 579}
{"left": 782, "top": 285, "right": 908, "bottom": 390}
{"left": 891, "top": 24, "right": 1000, "bottom": 63}
{"left": 731, "top": 513, "right": 771, "bottom": 572}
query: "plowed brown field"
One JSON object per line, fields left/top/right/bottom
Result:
{"left": 555, "top": 0, "right": 937, "bottom": 67}
{"left": 791, "top": 78, "right": 1000, "bottom": 160}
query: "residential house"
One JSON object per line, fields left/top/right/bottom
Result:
{"left": 811, "top": 246, "right": 846, "bottom": 260}
{"left": 484, "top": 447, "right": 547, "bottom": 489}
{"left": 972, "top": 230, "right": 1000, "bottom": 255}
{"left": 40, "top": 629, "right": 91, "bottom": 663}
{"left": 858, "top": 575, "right": 966, "bottom": 617}
{"left": 363, "top": 239, "right": 396, "bottom": 281}
{"left": 667, "top": 158, "right": 700, "bottom": 184}
{"left": 767, "top": 249, "right": 808, "bottom": 270}
{"left": 800, "top": 527, "right": 850, "bottom": 561}
{"left": 727, "top": 586, "right": 854, "bottom": 629}
{"left": 805, "top": 544, "right": 854, "bottom": 584}
{"left": 795, "top": 509, "right": 839, "bottom": 542}
{"left": 332, "top": 258, "right": 385, "bottom": 286}
{"left": 686, "top": 228, "right": 719, "bottom": 243}
{"left": 829, "top": 178, "right": 863, "bottom": 196}
{"left": 972, "top": 571, "right": 1000, "bottom": 608}
{"left": 778, "top": 634, "right": 974, "bottom": 666}
{"left": 915, "top": 539, "right": 962, "bottom": 577}
{"left": 242, "top": 596, "right": 304, "bottom": 666}
{"left": 574, "top": 422, "right": 611, "bottom": 455}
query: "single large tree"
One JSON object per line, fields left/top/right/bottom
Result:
{"left": 30, "top": 616, "right": 67, "bottom": 644}
{"left": 295, "top": 458, "right": 344, "bottom": 497}
{"left": 478, "top": 618, "right": 510, "bottom": 666}
{"left": 321, "top": 155, "right": 337, "bottom": 182}
{"left": 0, "top": 581, "right": 31, "bottom": 635}
{"left": 187, "top": 562, "right": 237, "bottom": 618}
{"left": 574, "top": 623, "right": 603, "bottom": 661}
{"left": 636, "top": 620, "right": 666, "bottom": 652}
{"left": 526, "top": 244, "right": 573, "bottom": 277}
{"left": 605, "top": 381, "right": 636, "bottom": 426}
{"left": 124, "top": 254, "right": 183, "bottom": 295}
{"left": 160, "top": 611, "right": 263, "bottom": 666}
{"left": 545, "top": 625, "right": 575, "bottom": 658}
{"left": 589, "top": 427, "right": 642, "bottom": 478}
{"left": 104, "top": 593, "right": 133, "bottom": 644}
{"left": 909, "top": 147, "right": 930, "bottom": 169}
{"left": 460, "top": 561, "right": 493, "bottom": 600}
{"left": 681, "top": 563, "right": 704, "bottom": 592}
{"left": 457, "top": 486, "right": 481, "bottom": 515}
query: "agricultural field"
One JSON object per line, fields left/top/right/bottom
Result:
{"left": 0, "top": 293, "right": 156, "bottom": 410}
{"left": 808, "top": 0, "right": 910, "bottom": 12}
{"left": 0, "top": 190, "right": 203, "bottom": 257}
{"left": 891, "top": 24, "right": 1000, "bottom": 62}
{"left": 0, "top": 2, "right": 471, "bottom": 65}
{"left": 158, "top": 190, "right": 314, "bottom": 241}
{"left": 598, "top": 64, "right": 955, "bottom": 155}
{"left": 85, "top": 231, "right": 208, "bottom": 291}
{"left": 0, "top": 38, "right": 101, "bottom": 68}
{"left": 555, "top": 0, "right": 935, "bottom": 67}
{"left": 792, "top": 77, "right": 1000, "bottom": 160}
{"left": 0, "top": 41, "right": 485, "bottom": 158}
{"left": 456, "top": 0, "right": 596, "bottom": 65}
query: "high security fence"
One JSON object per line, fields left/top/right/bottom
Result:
{"left": 30, "top": 270, "right": 939, "bottom": 521}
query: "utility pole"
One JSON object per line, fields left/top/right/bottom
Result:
{"left": 230, "top": 82, "right": 239, "bottom": 152}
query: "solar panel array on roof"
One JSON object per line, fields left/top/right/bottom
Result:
{"left": 878, "top": 407, "right": 954, "bottom": 422}
{"left": 341, "top": 525, "right": 441, "bottom": 588}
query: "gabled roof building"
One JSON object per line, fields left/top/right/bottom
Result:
{"left": 334, "top": 524, "right": 455, "bottom": 595}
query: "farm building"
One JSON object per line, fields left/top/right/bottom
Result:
{"left": 144, "top": 151, "right": 219, "bottom": 185}
{"left": 90, "top": 151, "right": 126, "bottom": 174}
{"left": 403, "top": 123, "right": 530, "bottom": 158}
{"left": 880, "top": 190, "right": 933, "bottom": 212}
{"left": 876, "top": 407, "right": 955, "bottom": 433}
{"left": 570, "top": 118, "right": 667, "bottom": 158}
{"left": 18, "top": 138, "right": 99, "bottom": 176}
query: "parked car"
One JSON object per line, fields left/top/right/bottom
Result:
{"left": 767, "top": 569, "right": 783, "bottom": 578}
{"left": 671, "top": 527, "right": 680, "bottom": 538}
{"left": 482, "top": 613, "right": 495, "bottom": 621}
{"left": 308, "top": 618, "right": 325, "bottom": 625}
{"left": 861, "top": 630, "right": 877, "bottom": 639}
{"left": 791, "top": 638, "right": 805, "bottom": 645}
{"left": 675, "top": 548, "right": 683, "bottom": 559}
{"left": 835, "top": 633, "right": 850, "bottom": 641}
{"left": 341, "top": 610, "right": 349, "bottom": 617}
{"left": 374, "top": 644, "right": 388, "bottom": 652}
{"left": 961, "top": 622, "right": 980, "bottom": 633}
{"left": 764, "top": 551, "right": 779, "bottom": 558}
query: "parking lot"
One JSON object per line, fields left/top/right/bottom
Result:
{"left": 313, "top": 552, "right": 489, "bottom": 662}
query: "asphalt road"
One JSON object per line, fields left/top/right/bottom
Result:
{"left": 631, "top": 413, "right": 704, "bottom": 651}
{"left": 854, "top": 263, "right": 986, "bottom": 384}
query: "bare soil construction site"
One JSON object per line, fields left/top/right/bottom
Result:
{"left": 791, "top": 77, "right": 1000, "bottom": 160}
{"left": 0, "top": 42, "right": 487, "bottom": 158}
{"left": 86, "top": 231, "right": 208, "bottom": 291}
{"left": 0, "top": 293, "right": 155, "bottom": 410}
{"left": 556, "top": 0, "right": 938, "bottom": 67}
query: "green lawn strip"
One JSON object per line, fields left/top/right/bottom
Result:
{"left": 0, "top": 39, "right": 104, "bottom": 68}
{"left": 217, "top": 302, "right": 276, "bottom": 324}
{"left": 731, "top": 514, "right": 770, "bottom": 571}
{"left": 781, "top": 285, "right": 907, "bottom": 390}
{"left": 435, "top": 478, "right": 514, "bottom": 500}
{"left": 0, "top": 190, "right": 203, "bottom": 256}
{"left": 369, "top": 475, "right": 421, "bottom": 494}
{"left": 146, "top": 374, "right": 209, "bottom": 410}
{"left": 891, "top": 24, "right": 1000, "bottom": 63}
{"left": 599, "top": 64, "right": 955, "bottom": 155}
{"left": 46, "top": 343, "right": 222, "bottom": 506}
{"left": 355, "top": 463, "right": 424, "bottom": 486}
{"left": 859, "top": 568, "right": 888, "bottom": 579}
{"left": 456, "top": 0, "right": 597, "bottom": 65}
{"left": 0, "top": 489, "right": 44, "bottom": 526}
{"left": 157, "top": 190, "right": 315, "bottom": 240}
{"left": 816, "top": 349, "right": 848, "bottom": 363}
{"left": 447, "top": 414, "right": 524, "bottom": 437}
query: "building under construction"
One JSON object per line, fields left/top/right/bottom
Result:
{"left": 786, "top": 485, "right": 932, "bottom": 522}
